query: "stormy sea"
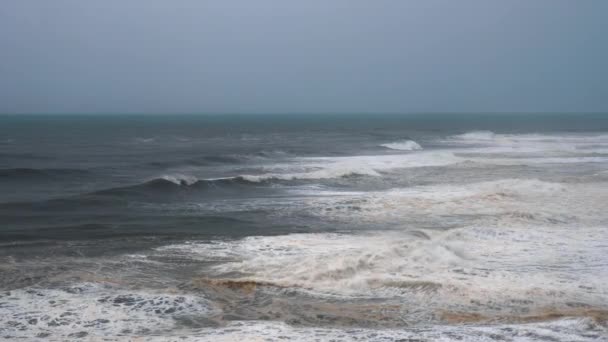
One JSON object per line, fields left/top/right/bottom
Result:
{"left": 1, "top": 113, "right": 607, "bottom": 341}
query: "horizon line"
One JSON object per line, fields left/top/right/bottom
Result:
{"left": 2, "top": 111, "right": 608, "bottom": 116}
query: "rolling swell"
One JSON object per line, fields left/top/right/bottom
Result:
{"left": 0, "top": 175, "right": 272, "bottom": 212}
{"left": 0, "top": 167, "right": 90, "bottom": 180}
{"left": 145, "top": 155, "right": 244, "bottom": 168}
{"left": 0, "top": 216, "right": 267, "bottom": 243}
{"left": 92, "top": 176, "right": 264, "bottom": 198}
{"left": 144, "top": 151, "right": 292, "bottom": 169}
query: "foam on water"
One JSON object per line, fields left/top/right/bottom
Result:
{"left": 240, "top": 151, "right": 462, "bottom": 182}
{"left": 134, "top": 132, "right": 608, "bottom": 189}
{"left": 147, "top": 319, "right": 607, "bottom": 342}
{"left": 380, "top": 139, "right": 423, "bottom": 151}
{"left": 158, "top": 225, "right": 608, "bottom": 302}
{"left": 144, "top": 177, "right": 608, "bottom": 325}
{"left": 159, "top": 174, "right": 200, "bottom": 186}
{"left": 156, "top": 132, "right": 608, "bottom": 187}
{"left": 287, "top": 178, "right": 608, "bottom": 232}
{"left": 453, "top": 130, "right": 497, "bottom": 140}
{"left": 4, "top": 122, "right": 608, "bottom": 340}
{"left": 447, "top": 131, "right": 608, "bottom": 156}
{"left": 0, "top": 282, "right": 215, "bottom": 339}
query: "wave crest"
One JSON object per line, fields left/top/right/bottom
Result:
{"left": 159, "top": 174, "right": 199, "bottom": 186}
{"left": 452, "top": 131, "right": 496, "bottom": 140}
{"left": 381, "top": 140, "right": 422, "bottom": 151}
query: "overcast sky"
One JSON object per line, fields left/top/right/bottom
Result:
{"left": 1, "top": 1, "right": 607, "bottom": 114}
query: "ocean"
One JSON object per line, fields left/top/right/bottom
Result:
{"left": 1, "top": 113, "right": 607, "bottom": 341}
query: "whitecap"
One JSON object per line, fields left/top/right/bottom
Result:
{"left": 0, "top": 283, "right": 215, "bottom": 339}
{"left": 381, "top": 139, "right": 423, "bottom": 151}
{"left": 159, "top": 174, "right": 199, "bottom": 185}
{"left": 452, "top": 130, "right": 496, "bottom": 140}
{"left": 239, "top": 152, "right": 461, "bottom": 182}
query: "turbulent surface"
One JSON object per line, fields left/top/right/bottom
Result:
{"left": 1, "top": 113, "right": 607, "bottom": 341}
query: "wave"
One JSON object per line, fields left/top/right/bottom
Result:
{"left": 0, "top": 283, "right": 214, "bottom": 339}
{"left": 158, "top": 174, "right": 200, "bottom": 186}
{"left": 160, "top": 231, "right": 471, "bottom": 297}
{"left": 449, "top": 131, "right": 608, "bottom": 149}
{"left": 239, "top": 168, "right": 379, "bottom": 182}
{"left": 158, "top": 224, "right": 608, "bottom": 304}
{"left": 132, "top": 318, "right": 608, "bottom": 341}
{"left": 141, "top": 152, "right": 463, "bottom": 186}
{"left": 293, "top": 177, "right": 608, "bottom": 231}
{"left": 4, "top": 281, "right": 604, "bottom": 341}
{"left": 92, "top": 175, "right": 258, "bottom": 198}
{"left": 452, "top": 130, "right": 496, "bottom": 140}
{"left": 241, "top": 152, "right": 461, "bottom": 182}
{"left": 443, "top": 131, "right": 608, "bottom": 164}
{"left": 380, "top": 140, "right": 422, "bottom": 151}
{"left": 146, "top": 155, "right": 244, "bottom": 168}
{"left": 0, "top": 167, "right": 90, "bottom": 180}
{"left": 145, "top": 151, "right": 292, "bottom": 169}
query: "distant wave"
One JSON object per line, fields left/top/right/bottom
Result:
{"left": 158, "top": 174, "right": 200, "bottom": 186}
{"left": 90, "top": 175, "right": 263, "bottom": 199}
{"left": 80, "top": 151, "right": 464, "bottom": 198}
{"left": 145, "top": 151, "right": 291, "bottom": 168}
{"left": 243, "top": 152, "right": 462, "bottom": 182}
{"left": 452, "top": 131, "right": 496, "bottom": 140}
{"left": 0, "top": 168, "right": 90, "bottom": 180}
{"left": 94, "top": 169, "right": 372, "bottom": 195}
{"left": 240, "top": 168, "right": 379, "bottom": 183}
{"left": 448, "top": 131, "right": 608, "bottom": 157}
{"left": 89, "top": 169, "right": 380, "bottom": 199}
{"left": 146, "top": 155, "right": 243, "bottom": 168}
{"left": 133, "top": 137, "right": 156, "bottom": 144}
{"left": 381, "top": 140, "right": 422, "bottom": 151}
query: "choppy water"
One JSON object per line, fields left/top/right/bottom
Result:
{"left": 1, "top": 113, "right": 607, "bottom": 341}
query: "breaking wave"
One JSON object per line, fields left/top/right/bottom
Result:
{"left": 155, "top": 224, "right": 608, "bottom": 310}
{"left": 91, "top": 175, "right": 259, "bottom": 197}
{"left": 241, "top": 152, "right": 461, "bottom": 182}
{"left": 380, "top": 139, "right": 422, "bottom": 151}
{"left": 145, "top": 151, "right": 292, "bottom": 169}
{"left": 452, "top": 130, "right": 496, "bottom": 140}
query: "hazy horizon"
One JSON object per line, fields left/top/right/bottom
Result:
{"left": 2, "top": 111, "right": 608, "bottom": 116}
{"left": 1, "top": 0, "right": 607, "bottom": 114}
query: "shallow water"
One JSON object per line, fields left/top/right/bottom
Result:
{"left": 1, "top": 113, "right": 607, "bottom": 340}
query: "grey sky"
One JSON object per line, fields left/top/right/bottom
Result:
{"left": 1, "top": 0, "right": 606, "bottom": 114}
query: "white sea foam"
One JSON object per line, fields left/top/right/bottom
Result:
{"left": 157, "top": 222, "right": 608, "bottom": 304}
{"left": 448, "top": 131, "right": 608, "bottom": 155}
{"left": 152, "top": 132, "right": 608, "bottom": 186}
{"left": 425, "top": 131, "right": 608, "bottom": 170}
{"left": 294, "top": 178, "right": 581, "bottom": 222}
{"left": 453, "top": 130, "right": 496, "bottom": 140}
{"left": 240, "top": 152, "right": 461, "bottom": 182}
{"left": 380, "top": 139, "right": 423, "bottom": 151}
{"left": 159, "top": 174, "right": 199, "bottom": 185}
{"left": 0, "top": 282, "right": 215, "bottom": 339}
{"left": 158, "top": 319, "right": 607, "bottom": 342}
{"left": 6, "top": 222, "right": 606, "bottom": 340}
{"left": 235, "top": 132, "right": 608, "bottom": 183}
